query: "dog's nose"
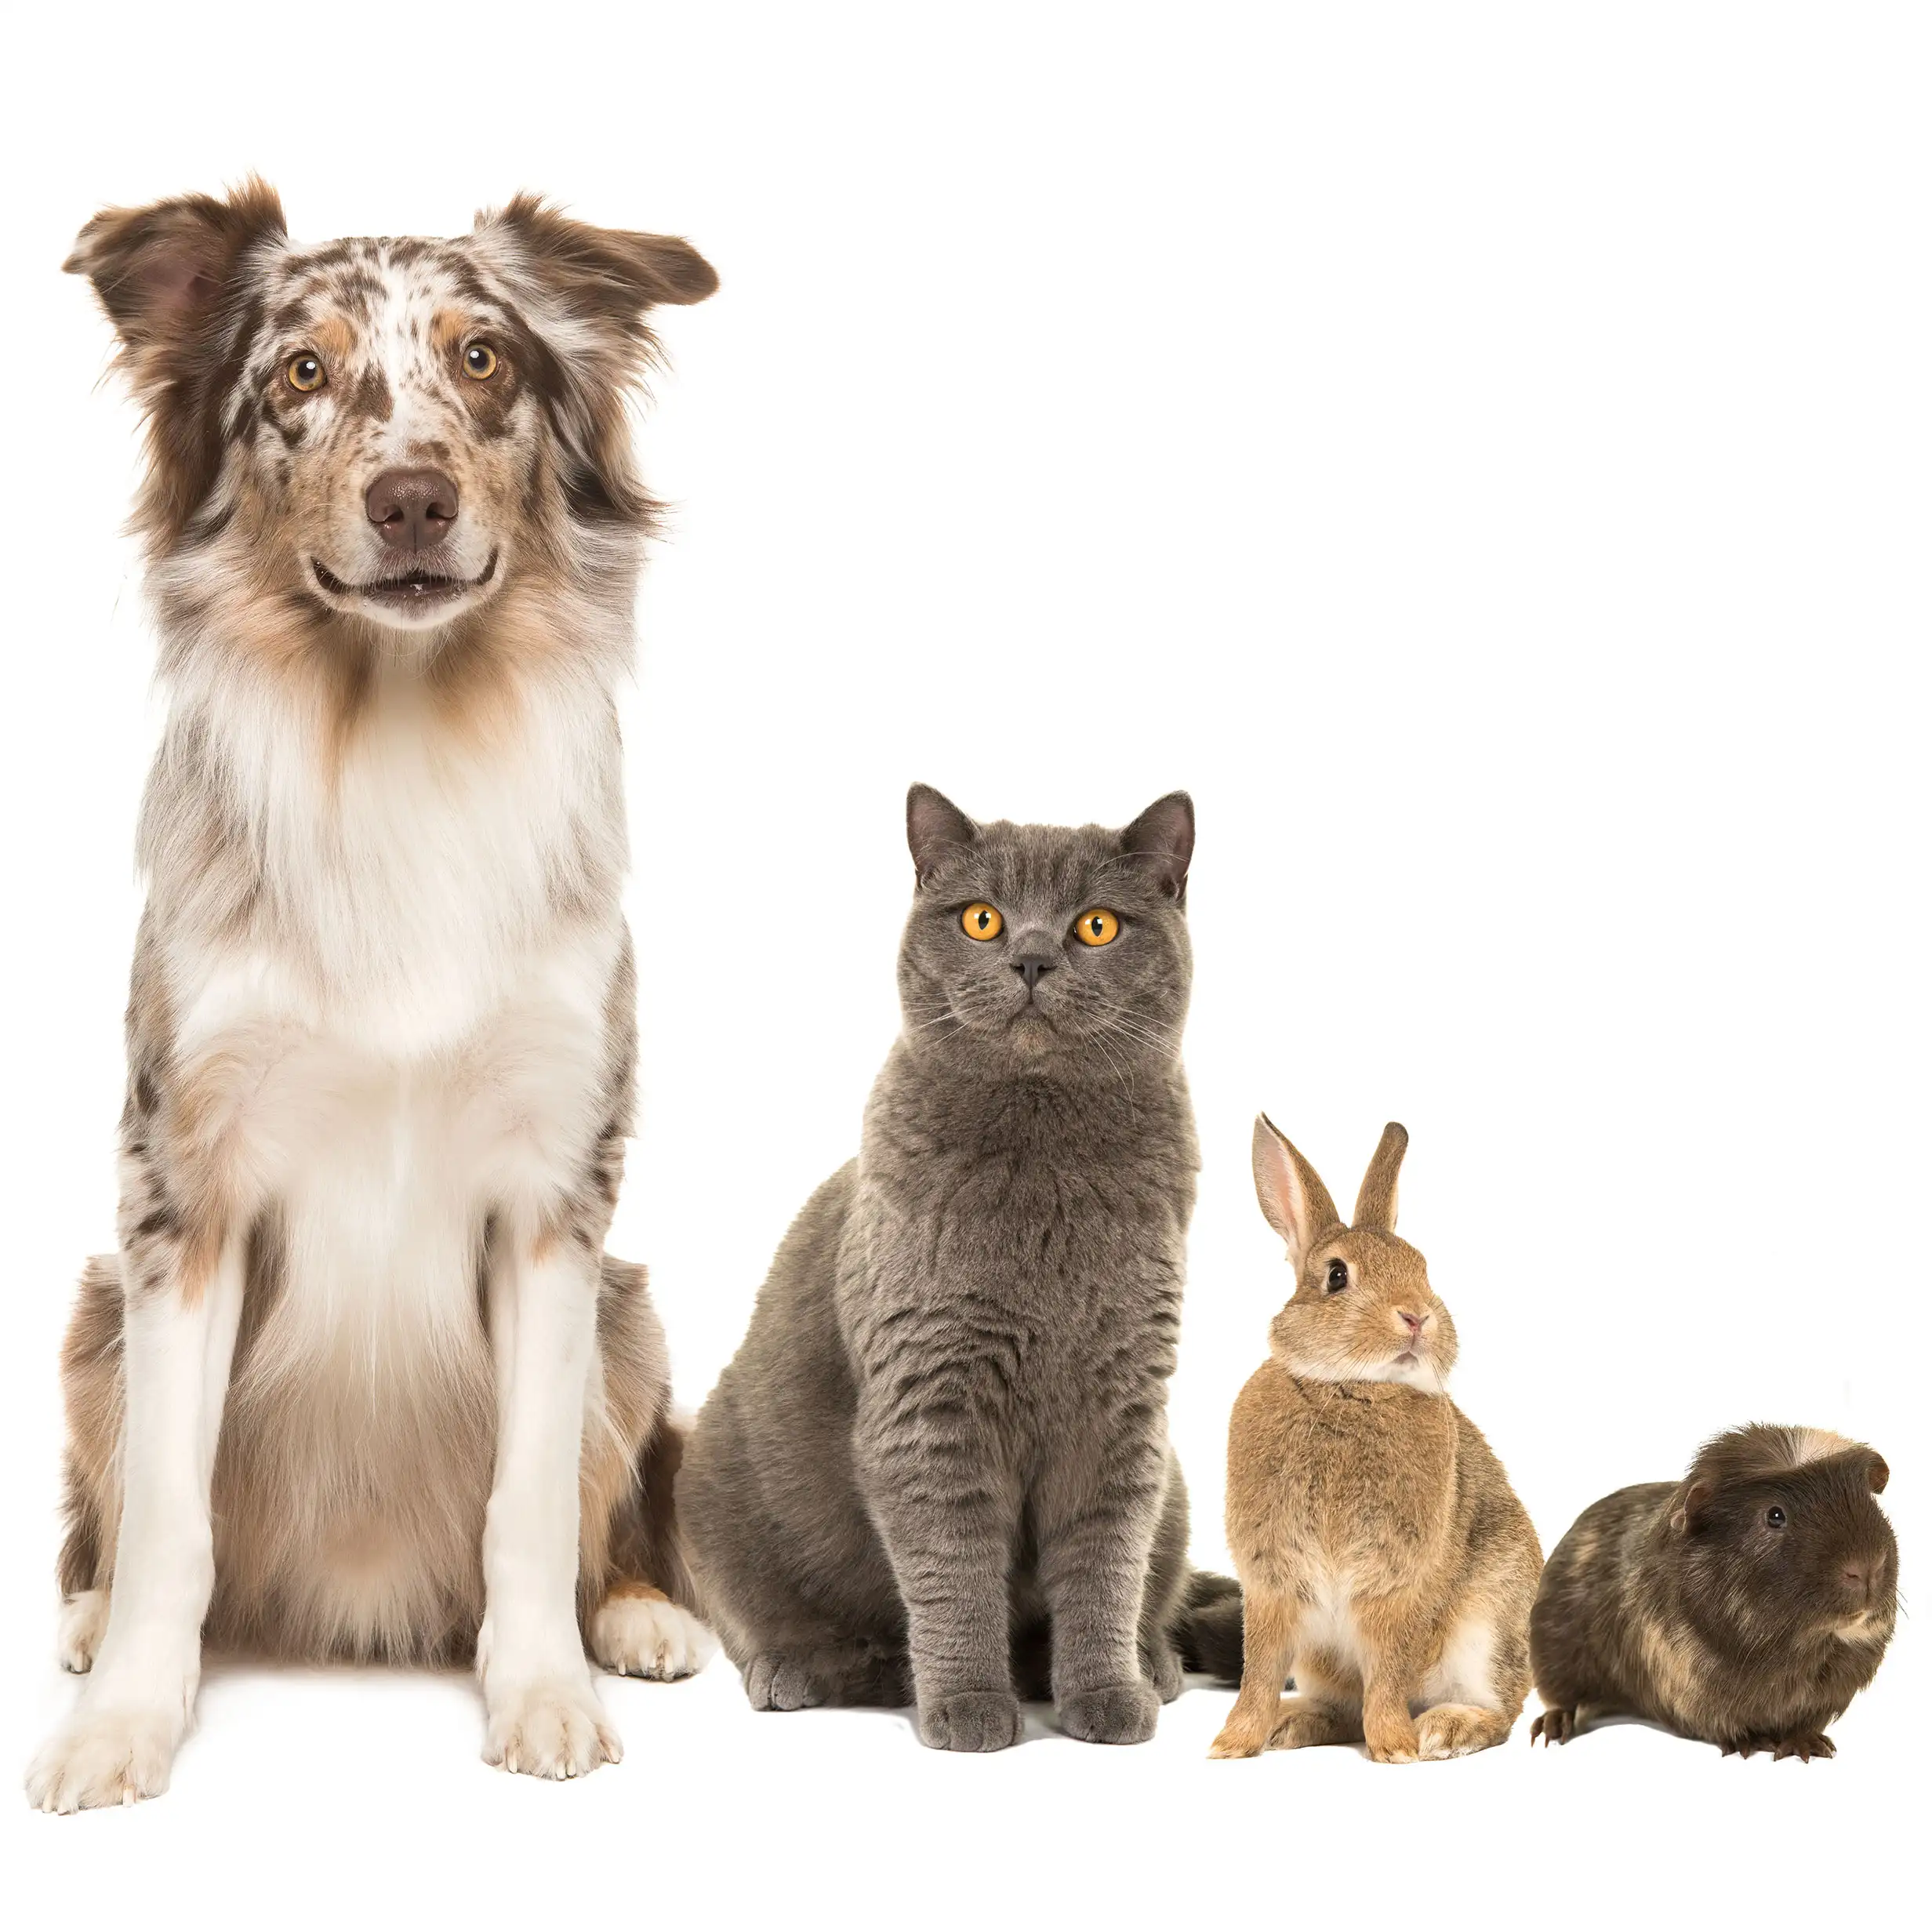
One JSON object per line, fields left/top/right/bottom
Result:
{"left": 1013, "top": 953, "right": 1058, "bottom": 992}
{"left": 366, "top": 467, "right": 459, "bottom": 549}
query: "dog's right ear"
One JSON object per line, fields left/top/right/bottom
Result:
{"left": 906, "top": 784, "right": 977, "bottom": 884}
{"left": 1251, "top": 1114, "right": 1344, "bottom": 1275}
{"left": 65, "top": 177, "right": 286, "bottom": 355}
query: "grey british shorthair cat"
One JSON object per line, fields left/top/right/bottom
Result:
{"left": 678, "top": 784, "right": 1241, "bottom": 1752}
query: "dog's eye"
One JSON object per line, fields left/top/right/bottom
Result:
{"left": 463, "top": 343, "right": 499, "bottom": 380}
{"left": 1073, "top": 909, "right": 1120, "bottom": 947}
{"left": 1324, "top": 1260, "right": 1349, "bottom": 1294}
{"left": 1766, "top": 1506, "right": 1787, "bottom": 1529}
{"left": 961, "top": 904, "right": 1004, "bottom": 941}
{"left": 286, "top": 354, "right": 326, "bottom": 394}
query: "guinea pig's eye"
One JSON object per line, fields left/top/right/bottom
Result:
{"left": 961, "top": 903, "right": 1004, "bottom": 941}
{"left": 286, "top": 354, "right": 326, "bottom": 394}
{"left": 1073, "top": 909, "right": 1120, "bottom": 946}
{"left": 1766, "top": 1506, "right": 1788, "bottom": 1529}
{"left": 1324, "top": 1260, "right": 1349, "bottom": 1295}
{"left": 463, "top": 342, "right": 499, "bottom": 380}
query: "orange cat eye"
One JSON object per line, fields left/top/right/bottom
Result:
{"left": 961, "top": 903, "right": 1004, "bottom": 940}
{"left": 1073, "top": 909, "right": 1120, "bottom": 946}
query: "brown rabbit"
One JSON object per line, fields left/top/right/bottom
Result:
{"left": 1209, "top": 1117, "right": 1542, "bottom": 1763}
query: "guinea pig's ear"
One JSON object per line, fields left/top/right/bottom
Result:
{"left": 1867, "top": 1455, "right": 1890, "bottom": 1495}
{"left": 1120, "top": 792, "right": 1194, "bottom": 902}
{"left": 1252, "top": 1114, "right": 1344, "bottom": 1275}
{"left": 1353, "top": 1122, "right": 1409, "bottom": 1229}
{"left": 1669, "top": 1479, "right": 1713, "bottom": 1534}
{"left": 907, "top": 784, "right": 977, "bottom": 884}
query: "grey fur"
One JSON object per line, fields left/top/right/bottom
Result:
{"left": 680, "top": 786, "right": 1237, "bottom": 1750}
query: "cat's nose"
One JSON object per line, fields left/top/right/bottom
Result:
{"left": 1012, "top": 953, "right": 1059, "bottom": 992}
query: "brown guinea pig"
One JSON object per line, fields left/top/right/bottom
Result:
{"left": 1529, "top": 1425, "right": 1897, "bottom": 1760}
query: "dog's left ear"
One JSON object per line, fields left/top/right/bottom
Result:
{"left": 66, "top": 177, "right": 287, "bottom": 355}
{"left": 478, "top": 195, "right": 717, "bottom": 332}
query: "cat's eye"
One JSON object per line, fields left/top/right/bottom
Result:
{"left": 1766, "top": 1506, "right": 1787, "bottom": 1528}
{"left": 287, "top": 354, "right": 326, "bottom": 393}
{"left": 1324, "top": 1260, "right": 1349, "bottom": 1294}
{"left": 463, "top": 343, "right": 499, "bottom": 380}
{"left": 961, "top": 904, "right": 1004, "bottom": 941}
{"left": 1073, "top": 909, "right": 1120, "bottom": 947}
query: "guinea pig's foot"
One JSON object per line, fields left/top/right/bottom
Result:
{"left": 1530, "top": 1705, "right": 1575, "bottom": 1746}
{"left": 1771, "top": 1730, "right": 1836, "bottom": 1763}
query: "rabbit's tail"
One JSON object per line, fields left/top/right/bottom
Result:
{"left": 1175, "top": 1568, "right": 1243, "bottom": 1683}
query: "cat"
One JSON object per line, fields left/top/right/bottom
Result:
{"left": 678, "top": 783, "right": 1242, "bottom": 1750}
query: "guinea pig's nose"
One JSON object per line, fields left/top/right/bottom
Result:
{"left": 1843, "top": 1559, "right": 1876, "bottom": 1596}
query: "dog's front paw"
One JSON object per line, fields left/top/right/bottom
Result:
{"left": 917, "top": 1689, "right": 1024, "bottom": 1753}
{"left": 56, "top": 1591, "right": 111, "bottom": 1675}
{"left": 483, "top": 1676, "right": 621, "bottom": 1781}
{"left": 1059, "top": 1679, "right": 1160, "bottom": 1746}
{"left": 589, "top": 1590, "right": 715, "bottom": 1683}
{"left": 27, "top": 1701, "right": 185, "bottom": 1812}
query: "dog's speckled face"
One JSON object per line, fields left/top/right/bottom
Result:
{"left": 67, "top": 180, "right": 715, "bottom": 648}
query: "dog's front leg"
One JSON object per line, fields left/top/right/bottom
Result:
{"left": 478, "top": 1230, "right": 620, "bottom": 1779}
{"left": 27, "top": 1239, "right": 245, "bottom": 1811}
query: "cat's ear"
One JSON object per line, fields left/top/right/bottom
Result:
{"left": 906, "top": 784, "right": 978, "bottom": 884}
{"left": 1120, "top": 792, "right": 1194, "bottom": 902}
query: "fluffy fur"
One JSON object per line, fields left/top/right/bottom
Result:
{"left": 29, "top": 182, "right": 716, "bottom": 1811}
{"left": 678, "top": 786, "right": 1240, "bottom": 1750}
{"left": 1529, "top": 1425, "right": 1897, "bottom": 1758}
{"left": 1211, "top": 1119, "right": 1542, "bottom": 1763}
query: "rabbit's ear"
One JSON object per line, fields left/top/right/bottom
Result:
{"left": 906, "top": 784, "right": 977, "bottom": 883}
{"left": 1353, "top": 1122, "right": 1409, "bottom": 1229}
{"left": 1252, "top": 1114, "right": 1343, "bottom": 1271}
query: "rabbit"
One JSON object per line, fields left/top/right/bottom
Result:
{"left": 1208, "top": 1117, "right": 1543, "bottom": 1763}
{"left": 1529, "top": 1424, "right": 1897, "bottom": 1759}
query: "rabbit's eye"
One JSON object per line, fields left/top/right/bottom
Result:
{"left": 1324, "top": 1260, "right": 1349, "bottom": 1294}
{"left": 1766, "top": 1506, "right": 1787, "bottom": 1529}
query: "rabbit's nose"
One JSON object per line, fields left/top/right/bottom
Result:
{"left": 1398, "top": 1311, "right": 1426, "bottom": 1335}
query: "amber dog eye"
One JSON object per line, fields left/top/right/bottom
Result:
{"left": 463, "top": 343, "right": 499, "bottom": 380}
{"left": 1766, "top": 1506, "right": 1787, "bottom": 1528}
{"left": 1325, "top": 1261, "right": 1349, "bottom": 1294}
{"left": 1073, "top": 909, "right": 1120, "bottom": 946}
{"left": 286, "top": 354, "right": 325, "bottom": 393}
{"left": 961, "top": 904, "right": 1004, "bottom": 940}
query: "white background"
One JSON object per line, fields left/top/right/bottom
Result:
{"left": 2, "top": 2, "right": 1924, "bottom": 1924}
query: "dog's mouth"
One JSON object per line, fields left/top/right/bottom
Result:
{"left": 311, "top": 551, "right": 499, "bottom": 609}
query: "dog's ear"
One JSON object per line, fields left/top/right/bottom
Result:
{"left": 479, "top": 195, "right": 717, "bottom": 318}
{"left": 65, "top": 179, "right": 286, "bottom": 547}
{"left": 473, "top": 196, "right": 717, "bottom": 527}
{"left": 66, "top": 177, "right": 286, "bottom": 358}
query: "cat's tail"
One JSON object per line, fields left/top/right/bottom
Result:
{"left": 1175, "top": 1568, "right": 1243, "bottom": 1683}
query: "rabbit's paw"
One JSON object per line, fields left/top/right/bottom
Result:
{"left": 1530, "top": 1705, "right": 1575, "bottom": 1746}
{"left": 1060, "top": 1679, "right": 1160, "bottom": 1746}
{"left": 1416, "top": 1703, "right": 1508, "bottom": 1760}
{"left": 1269, "top": 1698, "right": 1356, "bottom": 1751}
{"left": 1364, "top": 1715, "right": 1421, "bottom": 1764}
{"left": 918, "top": 1689, "right": 1024, "bottom": 1752}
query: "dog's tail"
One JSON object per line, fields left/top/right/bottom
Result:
{"left": 1175, "top": 1567, "right": 1243, "bottom": 1683}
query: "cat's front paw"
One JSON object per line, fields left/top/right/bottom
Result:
{"left": 1059, "top": 1679, "right": 1160, "bottom": 1745}
{"left": 1142, "top": 1640, "right": 1185, "bottom": 1703}
{"left": 917, "top": 1689, "right": 1024, "bottom": 1753}
{"left": 483, "top": 1676, "right": 621, "bottom": 1780}
{"left": 27, "top": 1700, "right": 186, "bottom": 1812}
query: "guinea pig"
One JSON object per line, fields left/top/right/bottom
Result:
{"left": 1529, "top": 1424, "right": 1896, "bottom": 1760}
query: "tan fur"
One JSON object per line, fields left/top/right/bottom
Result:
{"left": 1211, "top": 1120, "right": 1542, "bottom": 1762}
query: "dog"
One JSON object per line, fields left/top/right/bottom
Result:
{"left": 27, "top": 181, "right": 717, "bottom": 1810}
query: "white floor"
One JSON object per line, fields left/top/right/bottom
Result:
{"left": 5, "top": 1635, "right": 1917, "bottom": 1929}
